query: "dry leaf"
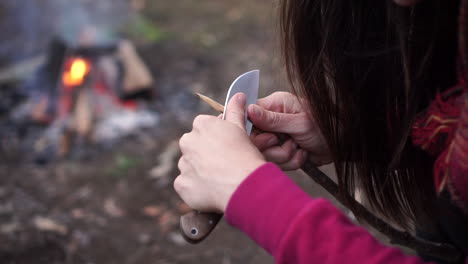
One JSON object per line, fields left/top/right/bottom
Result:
{"left": 71, "top": 208, "right": 87, "bottom": 219}
{"left": 33, "top": 216, "right": 68, "bottom": 235}
{"left": 142, "top": 205, "right": 163, "bottom": 217}
{"left": 159, "top": 211, "right": 176, "bottom": 233}
{"left": 148, "top": 141, "right": 180, "bottom": 179}
{"left": 104, "top": 198, "right": 125, "bottom": 217}
{"left": 168, "top": 232, "right": 187, "bottom": 246}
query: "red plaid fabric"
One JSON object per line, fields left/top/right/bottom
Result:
{"left": 412, "top": 0, "right": 468, "bottom": 213}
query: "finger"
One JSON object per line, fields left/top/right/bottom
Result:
{"left": 177, "top": 156, "right": 188, "bottom": 172}
{"left": 173, "top": 175, "right": 185, "bottom": 196}
{"left": 255, "top": 92, "right": 288, "bottom": 112}
{"left": 278, "top": 149, "right": 308, "bottom": 171}
{"left": 248, "top": 104, "right": 301, "bottom": 134}
{"left": 179, "top": 133, "right": 190, "bottom": 154}
{"left": 262, "top": 139, "right": 297, "bottom": 164}
{"left": 224, "top": 93, "right": 247, "bottom": 130}
{"left": 251, "top": 133, "right": 279, "bottom": 152}
{"left": 173, "top": 176, "right": 195, "bottom": 208}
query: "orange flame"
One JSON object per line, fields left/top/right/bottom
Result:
{"left": 62, "top": 58, "right": 91, "bottom": 87}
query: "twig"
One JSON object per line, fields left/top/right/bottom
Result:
{"left": 195, "top": 92, "right": 464, "bottom": 263}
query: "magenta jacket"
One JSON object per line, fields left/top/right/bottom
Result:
{"left": 225, "top": 163, "right": 468, "bottom": 264}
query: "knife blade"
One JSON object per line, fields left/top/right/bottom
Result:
{"left": 222, "top": 70, "right": 259, "bottom": 134}
{"left": 180, "top": 70, "right": 260, "bottom": 244}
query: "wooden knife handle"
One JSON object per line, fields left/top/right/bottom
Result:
{"left": 180, "top": 211, "right": 223, "bottom": 244}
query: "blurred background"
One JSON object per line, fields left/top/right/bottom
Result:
{"left": 0, "top": 0, "right": 335, "bottom": 263}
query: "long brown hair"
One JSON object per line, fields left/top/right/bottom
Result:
{"left": 280, "top": 0, "right": 459, "bottom": 229}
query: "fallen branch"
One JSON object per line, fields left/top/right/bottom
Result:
{"left": 195, "top": 92, "right": 463, "bottom": 263}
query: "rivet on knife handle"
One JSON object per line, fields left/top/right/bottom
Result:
{"left": 180, "top": 211, "right": 223, "bottom": 243}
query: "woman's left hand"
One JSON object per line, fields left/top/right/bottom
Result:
{"left": 174, "top": 93, "right": 266, "bottom": 213}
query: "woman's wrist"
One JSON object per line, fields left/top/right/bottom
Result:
{"left": 218, "top": 158, "right": 267, "bottom": 212}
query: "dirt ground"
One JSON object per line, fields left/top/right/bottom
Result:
{"left": 0, "top": 0, "right": 340, "bottom": 263}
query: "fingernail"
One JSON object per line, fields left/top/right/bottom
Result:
{"left": 250, "top": 104, "right": 261, "bottom": 117}
{"left": 236, "top": 93, "right": 246, "bottom": 104}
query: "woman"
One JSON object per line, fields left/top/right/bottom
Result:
{"left": 174, "top": 0, "right": 468, "bottom": 263}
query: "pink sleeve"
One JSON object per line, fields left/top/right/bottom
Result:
{"left": 225, "top": 163, "right": 441, "bottom": 264}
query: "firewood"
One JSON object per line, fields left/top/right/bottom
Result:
{"left": 74, "top": 89, "right": 93, "bottom": 137}
{"left": 118, "top": 40, "right": 153, "bottom": 95}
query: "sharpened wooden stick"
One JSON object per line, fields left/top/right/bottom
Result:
{"left": 195, "top": 93, "right": 224, "bottom": 113}
{"left": 195, "top": 92, "right": 264, "bottom": 134}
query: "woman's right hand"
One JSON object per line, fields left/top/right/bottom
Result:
{"left": 248, "top": 92, "right": 332, "bottom": 170}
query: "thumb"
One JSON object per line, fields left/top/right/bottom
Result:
{"left": 248, "top": 104, "right": 296, "bottom": 134}
{"left": 224, "top": 93, "right": 247, "bottom": 130}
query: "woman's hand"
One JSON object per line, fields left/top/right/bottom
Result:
{"left": 175, "top": 93, "right": 266, "bottom": 213}
{"left": 248, "top": 92, "right": 332, "bottom": 170}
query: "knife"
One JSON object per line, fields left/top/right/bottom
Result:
{"left": 180, "top": 70, "right": 260, "bottom": 244}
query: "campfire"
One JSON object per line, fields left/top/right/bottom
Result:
{"left": 9, "top": 34, "right": 158, "bottom": 162}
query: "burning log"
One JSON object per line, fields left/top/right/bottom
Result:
{"left": 74, "top": 89, "right": 94, "bottom": 137}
